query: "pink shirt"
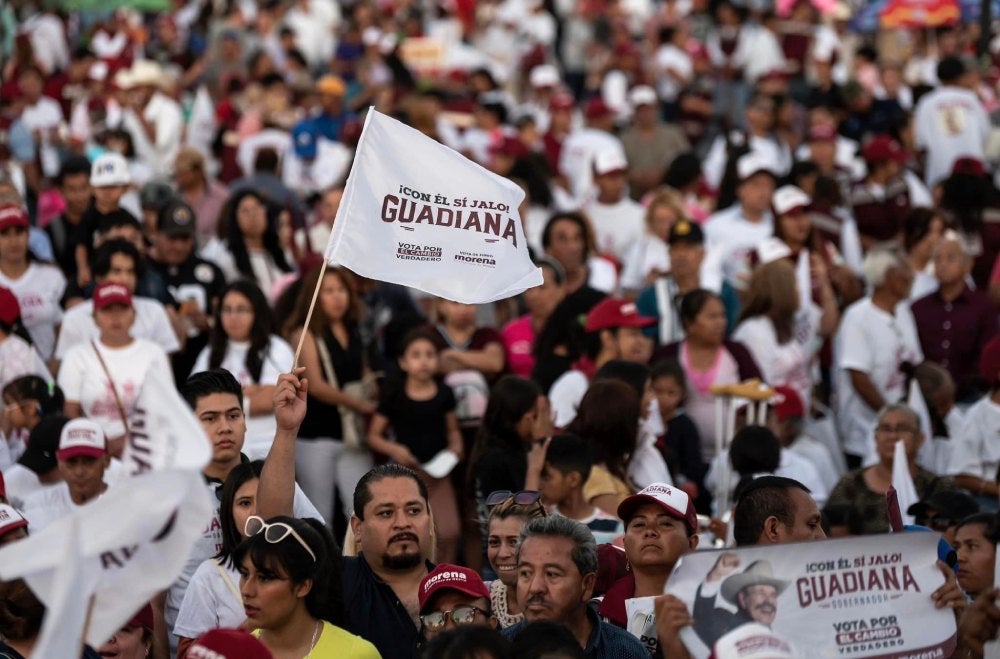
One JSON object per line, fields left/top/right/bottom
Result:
{"left": 501, "top": 315, "right": 536, "bottom": 378}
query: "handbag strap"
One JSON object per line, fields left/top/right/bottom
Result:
{"left": 313, "top": 332, "right": 340, "bottom": 389}
{"left": 91, "top": 341, "right": 129, "bottom": 435}
{"left": 213, "top": 559, "right": 242, "bottom": 606}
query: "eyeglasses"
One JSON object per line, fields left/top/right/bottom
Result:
{"left": 244, "top": 516, "right": 317, "bottom": 562}
{"left": 875, "top": 425, "right": 918, "bottom": 436}
{"left": 419, "top": 605, "right": 487, "bottom": 630}
{"left": 486, "top": 490, "right": 542, "bottom": 507}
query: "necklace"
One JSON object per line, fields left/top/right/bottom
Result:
{"left": 304, "top": 620, "right": 321, "bottom": 658}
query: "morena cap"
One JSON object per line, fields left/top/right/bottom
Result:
{"left": 418, "top": 563, "right": 490, "bottom": 613}
{"left": 57, "top": 418, "right": 107, "bottom": 461}
{"left": 617, "top": 482, "right": 698, "bottom": 534}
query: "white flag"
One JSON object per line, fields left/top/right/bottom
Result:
{"left": 892, "top": 439, "right": 919, "bottom": 527}
{"left": 184, "top": 85, "right": 217, "bottom": 156}
{"left": 0, "top": 469, "right": 213, "bottom": 647}
{"left": 325, "top": 109, "right": 543, "bottom": 303}
{"left": 121, "top": 365, "right": 212, "bottom": 476}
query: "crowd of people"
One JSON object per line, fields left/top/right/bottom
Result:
{"left": 2, "top": 0, "right": 1000, "bottom": 656}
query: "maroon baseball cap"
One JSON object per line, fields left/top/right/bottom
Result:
{"left": 418, "top": 564, "right": 490, "bottom": 613}
{"left": 0, "top": 287, "right": 20, "bottom": 325}
{"left": 550, "top": 93, "right": 576, "bottom": 111}
{"left": 952, "top": 156, "right": 987, "bottom": 178}
{"left": 584, "top": 96, "right": 613, "bottom": 119}
{"left": 585, "top": 298, "right": 656, "bottom": 333}
{"left": 126, "top": 604, "right": 155, "bottom": 631}
{"left": 862, "top": 135, "right": 907, "bottom": 163}
{"left": 771, "top": 385, "right": 805, "bottom": 421}
{"left": 0, "top": 204, "right": 29, "bottom": 232}
{"left": 188, "top": 629, "right": 273, "bottom": 659}
{"left": 93, "top": 282, "right": 133, "bottom": 310}
{"left": 617, "top": 482, "right": 698, "bottom": 534}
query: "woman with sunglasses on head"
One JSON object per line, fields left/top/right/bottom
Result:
{"left": 235, "top": 514, "right": 380, "bottom": 658}
{"left": 484, "top": 491, "right": 546, "bottom": 629}
{"left": 174, "top": 460, "right": 263, "bottom": 658}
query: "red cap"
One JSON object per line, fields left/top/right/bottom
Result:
{"left": 127, "top": 604, "right": 155, "bottom": 631}
{"left": 952, "top": 156, "right": 987, "bottom": 178}
{"left": 585, "top": 298, "right": 656, "bottom": 332}
{"left": 0, "top": 204, "right": 29, "bottom": 232}
{"left": 418, "top": 564, "right": 490, "bottom": 613}
{"left": 93, "top": 282, "right": 133, "bottom": 310}
{"left": 0, "top": 287, "right": 20, "bottom": 325}
{"left": 771, "top": 385, "right": 805, "bottom": 421}
{"left": 808, "top": 124, "right": 837, "bottom": 142}
{"left": 981, "top": 335, "right": 1000, "bottom": 383}
{"left": 584, "top": 96, "right": 613, "bottom": 120}
{"left": 862, "top": 135, "right": 907, "bottom": 163}
{"left": 489, "top": 135, "right": 529, "bottom": 159}
{"left": 550, "top": 93, "right": 576, "bottom": 111}
{"left": 617, "top": 482, "right": 698, "bottom": 534}
{"left": 189, "top": 629, "right": 273, "bottom": 659}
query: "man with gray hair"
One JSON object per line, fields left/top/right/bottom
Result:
{"left": 501, "top": 515, "right": 647, "bottom": 657}
{"left": 834, "top": 245, "right": 923, "bottom": 467}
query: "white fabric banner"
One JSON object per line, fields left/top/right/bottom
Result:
{"left": 0, "top": 470, "right": 213, "bottom": 647}
{"left": 664, "top": 533, "right": 956, "bottom": 659}
{"left": 325, "top": 109, "right": 543, "bottom": 303}
{"left": 121, "top": 365, "right": 212, "bottom": 476}
{"left": 891, "top": 440, "right": 919, "bottom": 527}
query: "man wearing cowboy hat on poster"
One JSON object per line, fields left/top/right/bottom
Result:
{"left": 117, "top": 59, "right": 183, "bottom": 179}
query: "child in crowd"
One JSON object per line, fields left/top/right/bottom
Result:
{"left": 367, "top": 329, "right": 464, "bottom": 563}
{"left": 539, "top": 434, "right": 623, "bottom": 544}
{"left": 650, "top": 360, "right": 706, "bottom": 509}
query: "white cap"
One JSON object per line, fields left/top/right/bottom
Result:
{"left": 126, "top": 59, "right": 163, "bottom": 88}
{"left": 0, "top": 504, "right": 28, "bottom": 538}
{"left": 57, "top": 418, "right": 107, "bottom": 461}
{"left": 362, "top": 27, "right": 382, "bottom": 47}
{"left": 772, "top": 185, "right": 810, "bottom": 216}
{"left": 529, "top": 64, "right": 560, "bottom": 88}
{"left": 593, "top": 149, "right": 629, "bottom": 176}
{"left": 628, "top": 85, "right": 658, "bottom": 109}
{"left": 712, "top": 622, "right": 797, "bottom": 659}
{"left": 736, "top": 151, "right": 779, "bottom": 182}
{"left": 755, "top": 237, "right": 793, "bottom": 265}
{"left": 90, "top": 152, "right": 132, "bottom": 187}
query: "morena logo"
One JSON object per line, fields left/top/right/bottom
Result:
{"left": 423, "top": 571, "right": 468, "bottom": 592}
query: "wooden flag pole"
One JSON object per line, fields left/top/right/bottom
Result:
{"left": 292, "top": 259, "right": 330, "bottom": 369}
{"left": 80, "top": 593, "right": 97, "bottom": 656}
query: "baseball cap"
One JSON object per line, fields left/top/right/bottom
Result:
{"left": 549, "top": 93, "right": 575, "bottom": 111}
{"left": 529, "top": 64, "right": 560, "bottom": 88}
{"left": 736, "top": 152, "right": 778, "bottom": 182}
{"left": 57, "top": 418, "right": 106, "bottom": 461}
{"left": 18, "top": 415, "right": 68, "bottom": 475}
{"left": 584, "top": 96, "right": 613, "bottom": 120}
{"left": 139, "top": 181, "right": 176, "bottom": 212}
{"left": 418, "top": 564, "right": 490, "bottom": 613}
{"left": 772, "top": 185, "right": 810, "bottom": 216}
{"left": 980, "top": 335, "right": 1000, "bottom": 383}
{"left": 667, "top": 220, "right": 705, "bottom": 245}
{"left": 188, "top": 629, "right": 273, "bottom": 659}
{"left": 93, "top": 282, "right": 133, "bottom": 310}
{"left": 489, "top": 135, "right": 529, "bottom": 159}
{"left": 158, "top": 200, "right": 197, "bottom": 237}
{"left": 771, "top": 385, "right": 804, "bottom": 421}
{"left": 808, "top": 124, "right": 837, "bottom": 142}
{"left": 293, "top": 123, "right": 319, "bottom": 160}
{"left": 617, "top": 482, "right": 698, "bottom": 534}
{"left": 861, "top": 135, "right": 907, "bottom": 163}
{"left": 0, "top": 204, "right": 29, "bottom": 232}
{"left": 0, "top": 504, "right": 28, "bottom": 540}
{"left": 585, "top": 298, "right": 656, "bottom": 333}
{"left": 593, "top": 149, "right": 629, "bottom": 176}
{"left": 317, "top": 74, "right": 346, "bottom": 96}
{"left": 90, "top": 152, "right": 131, "bottom": 187}
{"left": 952, "top": 156, "right": 987, "bottom": 178}
{"left": 127, "top": 604, "right": 155, "bottom": 631}
{"left": 0, "top": 287, "right": 20, "bottom": 325}
{"left": 628, "top": 85, "right": 658, "bottom": 109}
{"left": 907, "top": 490, "right": 978, "bottom": 523}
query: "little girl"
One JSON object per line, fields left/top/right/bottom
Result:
{"left": 367, "top": 329, "right": 464, "bottom": 563}
{"left": 650, "top": 359, "right": 706, "bottom": 509}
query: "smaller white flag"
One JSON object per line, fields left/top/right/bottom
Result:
{"left": 184, "top": 85, "right": 217, "bottom": 157}
{"left": 121, "top": 366, "right": 212, "bottom": 477}
{"left": 325, "top": 109, "right": 543, "bottom": 303}
{"left": 892, "top": 439, "right": 919, "bottom": 527}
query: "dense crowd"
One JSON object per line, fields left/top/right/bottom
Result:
{"left": 1, "top": 0, "right": 1000, "bottom": 657}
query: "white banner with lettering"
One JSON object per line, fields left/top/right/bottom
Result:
{"left": 325, "top": 109, "right": 542, "bottom": 303}
{"left": 663, "top": 533, "right": 956, "bottom": 658}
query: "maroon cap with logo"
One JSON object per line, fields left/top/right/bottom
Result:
{"left": 862, "top": 135, "right": 907, "bottom": 163}
{"left": 585, "top": 298, "right": 656, "bottom": 333}
{"left": 418, "top": 563, "right": 490, "bottom": 613}
{"left": 0, "top": 204, "right": 29, "bottom": 232}
{"left": 93, "top": 282, "right": 133, "bottom": 310}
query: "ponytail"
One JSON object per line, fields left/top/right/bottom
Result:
{"left": 2, "top": 375, "right": 64, "bottom": 415}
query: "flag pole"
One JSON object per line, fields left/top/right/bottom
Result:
{"left": 80, "top": 593, "right": 97, "bottom": 656}
{"left": 292, "top": 259, "right": 330, "bottom": 369}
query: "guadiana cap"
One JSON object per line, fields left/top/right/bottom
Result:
{"left": 617, "top": 482, "right": 698, "bottom": 534}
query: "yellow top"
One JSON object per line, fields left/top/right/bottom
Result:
{"left": 253, "top": 620, "right": 382, "bottom": 658}
{"left": 583, "top": 464, "right": 633, "bottom": 504}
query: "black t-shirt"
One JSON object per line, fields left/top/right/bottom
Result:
{"left": 46, "top": 212, "right": 87, "bottom": 279}
{"left": 377, "top": 381, "right": 456, "bottom": 464}
{"left": 299, "top": 328, "right": 364, "bottom": 440}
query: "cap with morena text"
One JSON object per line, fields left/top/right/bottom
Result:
{"left": 57, "top": 418, "right": 106, "bottom": 461}
{"left": 0, "top": 204, "right": 29, "bottom": 232}
{"left": 418, "top": 563, "right": 490, "bottom": 613}
{"left": 617, "top": 482, "right": 698, "bottom": 534}
{"left": 93, "top": 282, "right": 133, "bottom": 310}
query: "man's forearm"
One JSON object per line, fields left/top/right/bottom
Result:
{"left": 257, "top": 427, "right": 298, "bottom": 519}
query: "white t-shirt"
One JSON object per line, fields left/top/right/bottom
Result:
{"left": 582, "top": 196, "right": 645, "bottom": 262}
{"left": 1, "top": 463, "right": 47, "bottom": 511}
{"left": 702, "top": 133, "right": 791, "bottom": 191}
{"left": 173, "top": 558, "right": 245, "bottom": 641}
{"left": 732, "top": 311, "right": 817, "bottom": 411}
{"left": 778, "top": 448, "right": 828, "bottom": 506}
{"left": 559, "top": 128, "right": 626, "bottom": 202}
{"left": 834, "top": 299, "right": 923, "bottom": 459}
{"left": 19, "top": 96, "right": 65, "bottom": 177}
{"left": 191, "top": 336, "right": 294, "bottom": 459}
{"left": 0, "top": 263, "right": 66, "bottom": 361}
{"left": 787, "top": 434, "right": 841, "bottom": 494}
{"left": 0, "top": 334, "right": 52, "bottom": 389}
{"left": 55, "top": 297, "right": 180, "bottom": 359}
{"left": 549, "top": 370, "right": 590, "bottom": 429}
{"left": 914, "top": 85, "right": 990, "bottom": 186}
{"left": 946, "top": 396, "right": 1000, "bottom": 480}
{"left": 703, "top": 205, "right": 774, "bottom": 290}
{"left": 57, "top": 338, "right": 172, "bottom": 439}
{"left": 20, "top": 478, "right": 116, "bottom": 532}
{"left": 587, "top": 256, "right": 619, "bottom": 294}
{"left": 121, "top": 93, "right": 184, "bottom": 180}
{"left": 619, "top": 234, "right": 670, "bottom": 294}
{"left": 200, "top": 239, "right": 289, "bottom": 295}
{"left": 654, "top": 44, "right": 692, "bottom": 102}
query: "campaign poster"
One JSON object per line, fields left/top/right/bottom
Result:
{"left": 663, "top": 533, "right": 956, "bottom": 658}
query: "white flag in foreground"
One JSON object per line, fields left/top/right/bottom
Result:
{"left": 122, "top": 365, "right": 212, "bottom": 477}
{"left": 892, "top": 439, "right": 919, "bottom": 527}
{"left": 0, "top": 469, "right": 213, "bottom": 647}
{"left": 325, "top": 109, "right": 543, "bottom": 303}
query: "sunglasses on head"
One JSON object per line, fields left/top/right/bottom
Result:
{"left": 244, "top": 516, "right": 317, "bottom": 562}
{"left": 486, "top": 490, "right": 541, "bottom": 507}
{"left": 419, "top": 605, "right": 487, "bottom": 630}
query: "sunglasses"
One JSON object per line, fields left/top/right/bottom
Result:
{"left": 244, "top": 516, "right": 317, "bottom": 562}
{"left": 419, "top": 605, "right": 487, "bottom": 630}
{"left": 486, "top": 490, "right": 542, "bottom": 507}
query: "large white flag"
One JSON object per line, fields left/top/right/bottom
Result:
{"left": 121, "top": 365, "right": 212, "bottom": 476}
{"left": 325, "top": 109, "right": 543, "bottom": 303}
{"left": 0, "top": 469, "right": 213, "bottom": 647}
